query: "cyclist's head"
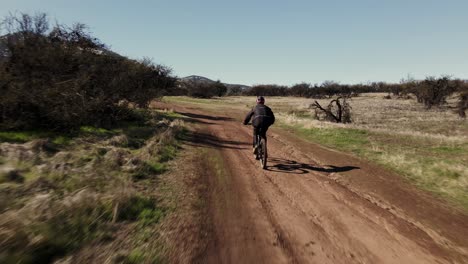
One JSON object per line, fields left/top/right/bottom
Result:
{"left": 256, "top": 96, "right": 265, "bottom": 104}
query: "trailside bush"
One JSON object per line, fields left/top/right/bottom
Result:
{"left": 0, "top": 13, "right": 175, "bottom": 131}
{"left": 181, "top": 80, "right": 227, "bottom": 98}
{"left": 457, "top": 89, "right": 468, "bottom": 118}
{"left": 411, "top": 76, "right": 461, "bottom": 109}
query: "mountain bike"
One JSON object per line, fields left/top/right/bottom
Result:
{"left": 244, "top": 123, "right": 268, "bottom": 169}
{"left": 255, "top": 131, "right": 267, "bottom": 169}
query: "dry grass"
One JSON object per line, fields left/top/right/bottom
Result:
{"left": 0, "top": 110, "right": 186, "bottom": 263}
{"left": 217, "top": 94, "right": 468, "bottom": 139}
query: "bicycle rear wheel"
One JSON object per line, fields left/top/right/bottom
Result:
{"left": 260, "top": 138, "right": 267, "bottom": 169}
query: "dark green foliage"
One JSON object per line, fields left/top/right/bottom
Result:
{"left": 240, "top": 78, "right": 467, "bottom": 105}
{"left": 179, "top": 80, "right": 227, "bottom": 98}
{"left": 0, "top": 169, "right": 24, "bottom": 183}
{"left": 117, "top": 196, "right": 164, "bottom": 225}
{"left": 0, "top": 13, "right": 175, "bottom": 131}
{"left": 225, "top": 85, "right": 244, "bottom": 96}
{"left": 244, "top": 84, "right": 288, "bottom": 96}
{"left": 243, "top": 82, "right": 363, "bottom": 98}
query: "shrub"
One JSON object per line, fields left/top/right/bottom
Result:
{"left": 457, "top": 90, "right": 468, "bottom": 118}
{"left": 243, "top": 84, "right": 288, "bottom": 96}
{"left": 412, "top": 76, "right": 461, "bottom": 108}
{"left": 0, "top": 13, "right": 175, "bottom": 131}
{"left": 180, "top": 80, "right": 227, "bottom": 98}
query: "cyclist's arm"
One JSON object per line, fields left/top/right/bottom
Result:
{"left": 243, "top": 109, "right": 254, "bottom": 125}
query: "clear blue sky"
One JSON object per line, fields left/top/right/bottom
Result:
{"left": 1, "top": 0, "right": 467, "bottom": 85}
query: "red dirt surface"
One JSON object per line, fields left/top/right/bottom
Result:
{"left": 159, "top": 102, "right": 468, "bottom": 264}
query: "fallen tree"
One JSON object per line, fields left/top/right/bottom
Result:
{"left": 309, "top": 97, "right": 352, "bottom": 123}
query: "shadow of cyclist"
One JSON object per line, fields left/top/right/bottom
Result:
{"left": 266, "top": 157, "right": 359, "bottom": 175}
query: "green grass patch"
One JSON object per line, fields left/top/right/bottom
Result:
{"left": 0, "top": 131, "right": 40, "bottom": 143}
{"left": 79, "top": 126, "right": 116, "bottom": 136}
{"left": 283, "top": 122, "right": 468, "bottom": 210}
{"left": 0, "top": 130, "right": 73, "bottom": 148}
{"left": 295, "top": 126, "right": 369, "bottom": 154}
{"left": 118, "top": 195, "right": 165, "bottom": 225}
{"left": 431, "top": 145, "right": 466, "bottom": 155}
{"left": 119, "top": 248, "right": 163, "bottom": 264}
{"left": 132, "top": 161, "right": 168, "bottom": 181}
{"left": 51, "top": 135, "right": 73, "bottom": 146}
{"left": 123, "top": 249, "right": 146, "bottom": 264}
{"left": 148, "top": 162, "right": 167, "bottom": 174}
{"left": 0, "top": 131, "right": 60, "bottom": 143}
{"left": 163, "top": 96, "right": 221, "bottom": 105}
{"left": 159, "top": 145, "right": 177, "bottom": 162}
{"left": 156, "top": 110, "right": 184, "bottom": 120}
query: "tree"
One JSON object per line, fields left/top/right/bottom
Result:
{"left": 413, "top": 76, "right": 460, "bottom": 108}
{"left": 214, "top": 80, "right": 227, "bottom": 97}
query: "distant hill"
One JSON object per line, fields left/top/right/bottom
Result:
{"left": 181, "top": 75, "right": 216, "bottom": 83}
{"left": 180, "top": 75, "right": 250, "bottom": 90}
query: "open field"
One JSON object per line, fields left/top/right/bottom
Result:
{"left": 164, "top": 94, "right": 468, "bottom": 209}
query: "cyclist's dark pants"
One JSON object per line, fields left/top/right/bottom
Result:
{"left": 253, "top": 126, "right": 268, "bottom": 147}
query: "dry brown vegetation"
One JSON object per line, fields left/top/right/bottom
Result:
{"left": 0, "top": 109, "right": 186, "bottom": 263}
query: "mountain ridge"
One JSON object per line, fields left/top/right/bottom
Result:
{"left": 180, "top": 75, "right": 250, "bottom": 90}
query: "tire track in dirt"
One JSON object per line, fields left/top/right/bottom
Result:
{"left": 159, "top": 102, "right": 468, "bottom": 264}
{"left": 267, "top": 128, "right": 468, "bottom": 261}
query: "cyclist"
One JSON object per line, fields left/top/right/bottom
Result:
{"left": 243, "top": 96, "right": 275, "bottom": 155}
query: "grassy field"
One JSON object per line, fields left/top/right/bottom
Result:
{"left": 0, "top": 109, "right": 186, "bottom": 263}
{"left": 164, "top": 94, "right": 468, "bottom": 209}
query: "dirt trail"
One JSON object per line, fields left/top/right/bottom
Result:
{"left": 165, "top": 103, "right": 468, "bottom": 264}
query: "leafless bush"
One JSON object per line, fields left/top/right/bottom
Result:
{"left": 309, "top": 97, "right": 352, "bottom": 123}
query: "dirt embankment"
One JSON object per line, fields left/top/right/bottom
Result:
{"left": 158, "top": 102, "right": 468, "bottom": 264}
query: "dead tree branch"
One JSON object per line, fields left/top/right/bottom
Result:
{"left": 309, "top": 97, "right": 352, "bottom": 123}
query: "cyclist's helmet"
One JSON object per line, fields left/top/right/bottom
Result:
{"left": 256, "top": 96, "right": 265, "bottom": 104}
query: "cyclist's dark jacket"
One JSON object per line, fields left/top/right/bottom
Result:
{"left": 243, "top": 104, "right": 275, "bottom": 128}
